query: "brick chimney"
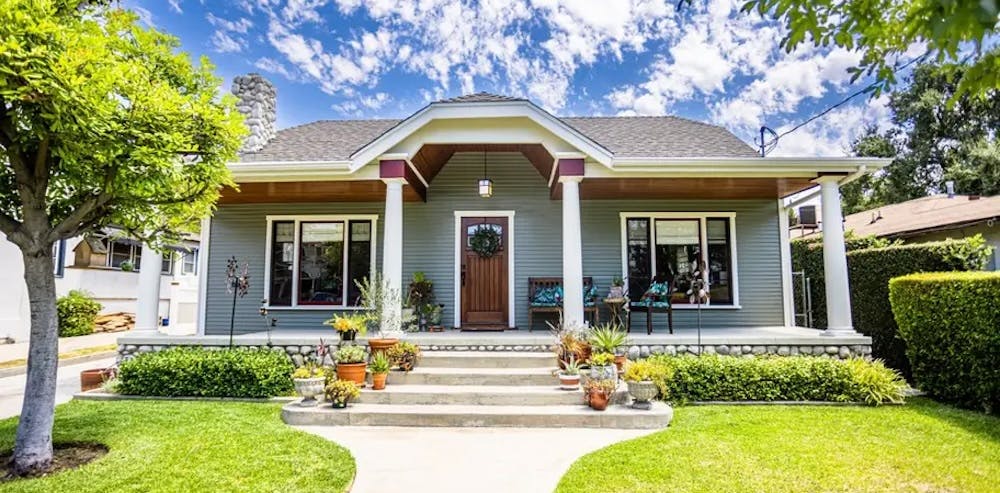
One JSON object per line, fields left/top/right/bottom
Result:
{"left": 231, "top": 73, "right": 277, "bottom": 153}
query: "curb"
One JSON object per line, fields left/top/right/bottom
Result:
{"left": 73, "top": 390, "right": 297, "bottom": 403}
{"left": 0, "top": 350, "right": 118, "bottom": 378}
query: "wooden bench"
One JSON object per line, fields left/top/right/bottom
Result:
{"left": 527, "top": 277, "right": 599, "bottom": 331}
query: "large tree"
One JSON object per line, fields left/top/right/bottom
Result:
{"left": 0, "top": 1, "right": 243, "bottom": 474}
{"left": 743, "top": 0, "right": 999, "bottom": 99}
{"left": 842, "top": 58, "right": 1000, "bottom": 212}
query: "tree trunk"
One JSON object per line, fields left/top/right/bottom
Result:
{"left": 12, "top": 247, "right": 59, "bottom": 475}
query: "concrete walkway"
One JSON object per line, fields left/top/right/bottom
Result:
{"left": 0, "top": 331, "right": 123, "bottom": 362}
{"left": 297, "top": 425, "right": 654, "bottom": 493}
{"left": 0, "top": 357, "right": 116, "bottom": 419}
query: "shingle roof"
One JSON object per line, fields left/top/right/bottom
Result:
{"left": 238, "top": 95, "right": 758, "bottom": 162}
{"left": 802, "top": 194, "right": 1000, "bottom": 239}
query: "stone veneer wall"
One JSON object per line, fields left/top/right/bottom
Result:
{"left": 231, "top": 73, "right": 276, "bottom": 153}
{"left": 117, "top": 341, "right": 872, "bottom": 366}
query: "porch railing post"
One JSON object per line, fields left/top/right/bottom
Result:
{"left": 817, "top": 176, "right": 856, "bottom": 336}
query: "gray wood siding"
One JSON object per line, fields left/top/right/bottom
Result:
{"left": 205, "top": 152, "right": 784, "bottom": 334}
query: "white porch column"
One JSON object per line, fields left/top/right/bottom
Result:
{"left": 561, "top": 176, "right": 585, "bottom": 326}
{"left": 135, "top": 242, "right": 162, "bottom": 333}
{"left": 818, "top": 177, "right": 855, "bottom": 335}
{"left": 381, "top": 178, "right": 404, "bottom": 332}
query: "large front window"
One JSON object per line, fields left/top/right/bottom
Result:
{"left": 266, "top": 215, "right": 378, "bottom": 308}
{"left": 622, "top": 213, "right": 738, "bottom": 307}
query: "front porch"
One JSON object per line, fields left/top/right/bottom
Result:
{"left": 116, "top": 326, "right": 872, "bottom": 361}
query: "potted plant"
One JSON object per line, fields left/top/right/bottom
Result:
{"left": 550, "top": 322, "right": 592, "bottom": 370}
{"left": 407, "top": 271, "right": 435, "bottom": 330}
{"left": 325, "top": 379, "right": 361, "bottom": 408}
{"left": 609, "top": 276, "right": 625, "bottom": 299}
{"left": 387, "top": 341, "right": 421, "bottom": 371}
{"left": 588, "top": 352, "right": 617, "bottom": 381}
{"left": 292, "top": 364, "right": 327, "bottom": 406}
{"left": 584, "top": 378, "right": 618, "bottom": 411}
{"left": 355, "top": 274, "right": 402, "bottom": 355}
{"left": 324, "top": 313, "right": 366, "bottom": 341}
{"left": 370, "top": 352, "right": 391, "bottom": 390}
{"left": 334, "top": 345, "right": 368, "bottom": 386}
{"left": 623, "top": 360, "right": 665, "bottom": 410}
{"left": 428, "top": 304, "right": 445, "bottom": 331}
{"left": 119, "top": 260, "right": 135, "bottom": 272}
{"left": 590, "top": 324, "right": 629, "bottom": 371}
{"left": 557, "top": 357, "right": 581, "bottom": 390}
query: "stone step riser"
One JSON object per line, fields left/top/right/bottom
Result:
{"left": 282, "top": 407, "right": 672, "bottom": 429}
{"left": 418, "top": 355, "right": 557, "bottom": 369}
{"left": 390, "top": 372, "right": 557, "bottom": 386}
{"left": 358, "top": 391, "right": 584, "bottom": 406}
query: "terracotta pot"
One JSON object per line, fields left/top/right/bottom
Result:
{"left": 368, "top": 338, "right": 399, "bottom": 357}
{"left": 589, "top": 390, "right": 610, "bottom": 411}
{"left": 372, "top": 372, "right": 388, "bottom": 390}
{"left": 614, "top": 354, "right": 627, "bottom": 372}
{"left": 558, "top": 373, "right": 580, "bottom": 390}
{"left": 80, "top": 368, "right": 110, "bottom": 392}
{"left": 336, "top": 362, "right": 367, "bottom": 387}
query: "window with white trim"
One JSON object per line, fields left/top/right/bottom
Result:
{"left": 622, "top": 213, "right": 737, "bottom": 306}
{"left": 180, "top": 249, "right": 198, "bottom": 275}
{"left": 266, "top": 216, "right": 377, "bottom": 308}
{"left": 103, "top": 239, "right": 174, "bottom": 274}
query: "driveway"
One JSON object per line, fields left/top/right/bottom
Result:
{"left": 297, "top": 425, "right": 653, "bottom": 493}
{"left": 0, "top": 357, "right": 116, "bottom": 419}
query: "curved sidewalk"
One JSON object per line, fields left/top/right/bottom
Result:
{"left": 297, "top": 425, "right": 653, "bottom": 493}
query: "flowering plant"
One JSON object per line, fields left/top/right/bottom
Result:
{"left": 323, "top": 313, "right": 367, "bottom": 336}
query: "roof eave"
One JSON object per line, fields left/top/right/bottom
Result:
{"left": 227, "top": 160, "right": 354, "bottom": 182}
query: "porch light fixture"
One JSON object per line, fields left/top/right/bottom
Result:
{"left": 478, "top": 150, "right": 493, "bottom": 198}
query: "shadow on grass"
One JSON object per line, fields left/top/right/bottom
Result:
{"left": 906, "top": 396, "right": 1000, "bottom": 446}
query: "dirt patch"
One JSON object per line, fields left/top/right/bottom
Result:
{"left": 0, "top": 443, "right": 108, "bottom": 481}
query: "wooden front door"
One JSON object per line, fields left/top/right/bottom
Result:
{"left": 461, "top": 216, "right": 509, "bottom": 330}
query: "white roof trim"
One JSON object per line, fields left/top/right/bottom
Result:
{"left": 228, "top": 160, "right": 359, "bottom": 182}
{"left": 348, "top": 100, "right": 615, "bottom": 171}
{"left": 609, "top": 156, "right": 890, "bottom": 174}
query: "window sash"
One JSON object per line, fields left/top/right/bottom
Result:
{"left": 621, "top": 213, "right": 738, "bottom": 307}
{"left": 264, "top": 215, "right": 378, "bottom": 309}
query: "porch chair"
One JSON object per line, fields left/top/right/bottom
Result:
{"left": 527, "top": 277, "right": 600, "bottom": 331}
{"left": 626, "top": 276, "right": 674, "bottom": 335}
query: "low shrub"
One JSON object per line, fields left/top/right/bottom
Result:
{"left": 889, "top": 271, "right": 1000, "bottom": 413}
{"left": 645, "top": 355, "right": 906, "bottom": 405}
{"left": 117, "top": 347, "right": 294, "bottom": 398}
{"left": 56, "top": 290, "right": 101, "bottom": 337}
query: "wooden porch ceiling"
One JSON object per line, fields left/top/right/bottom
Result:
{"left": 554, "top": 177, "right": 817, "bottom": 200}
{"left": 218, "top": 180, "right": 424, "bottom": 204}
{"left": 412, "top": 143, "right": 553, "bottom": 183}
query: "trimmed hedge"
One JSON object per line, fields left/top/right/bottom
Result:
{"left": 889, "top": 272, "right": 1000, "bottom": 414}
{"left": 56, "top": 289, "right": 101, "bottom": 337}
{"left": 646, "top": 355, "right": 907, "bottom": 405}
{"left": 117, "top": 347, "right": 294, "bottom": 398}
{"left": 792, "top": 235, "right": 992, "bottom": 378}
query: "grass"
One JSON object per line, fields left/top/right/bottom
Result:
{"left": 0, "top": 344, "right": 118, "bottom": 370}
{"left": 557, "top": 398, "right": 1000, "bottom": 493}
{"left": 0, "top": 400, "right": 355, "bottom": 492}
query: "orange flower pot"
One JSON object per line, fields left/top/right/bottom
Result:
{"left": 589, "top": 390, "right": 610, "bottom": 411}
{"left": 80, "top": 368, "right": 110, "bottom": 392}
{"left": 336, "top": 362, "right": 367, "bottom": 387}
{"left": 372, "top": 372, "right": 388, "bottom": 390}
{"left": 368, "top": 338, "right": 399, "bottom": 358}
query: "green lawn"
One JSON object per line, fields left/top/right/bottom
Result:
{"left": 0, "top": 400, "right": 355, "bottom": 492}
{"left": 558, "top": 398, "right": 999, "bottom": 493}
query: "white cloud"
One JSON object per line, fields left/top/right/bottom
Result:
{"left": 167, "top": 0, "right": 183, "bottom": 14}
{"left": 207, "top": 14, "right": 254, "bottom": 34}
{"left": 211, "top": 31, "right": 244, "bottom": 53}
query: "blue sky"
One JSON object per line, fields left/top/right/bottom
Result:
{"left": 126, "top": 0, "right": 917, "bottom": 157}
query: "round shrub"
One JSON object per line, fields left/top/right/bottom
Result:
{"left": 117, "top": 347, "right": 294, "bottom": 398}
{"left": 889, "top": 271, "right": 1000, "bottom": 413}
{"left": 56, "top": 289, "right": 102, "bottom": 337}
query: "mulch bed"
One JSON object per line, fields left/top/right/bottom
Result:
{"left": 1, "top": 443, "right": 108, "bottom": 481}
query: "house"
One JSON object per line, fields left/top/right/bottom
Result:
{"left": 119, "top": 73, "right": 888, "bottom": 356}
{"left": 798, "top": 192, "right": 1000, "bottom": 269}
{"left": 0, "top": 228, "right": 200, "bottom": 341}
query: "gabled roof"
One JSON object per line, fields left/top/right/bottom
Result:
{"left": 237, "top": 100, "right": 758, "bottom": 163}
{"left": 805, "top": 194, "right": 1000, "bottom": 239}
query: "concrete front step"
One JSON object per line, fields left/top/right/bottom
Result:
{"left": 419, "top": 351, "right": 557, "bottom": 369}
{"left": 282, "top": 401, "right": 674, "bottom": 429}
{"left": 390, "top": 367, "right": 558, "bottom": 386}
{"left": 359, "top": 384, "right": 585, "bottom": 406}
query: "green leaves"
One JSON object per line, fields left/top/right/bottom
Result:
{"left": 117, "top": 347, "right": 295, "bottom": 398}
{"left": 55, "top": 289, "right": 101, "bottom": 337}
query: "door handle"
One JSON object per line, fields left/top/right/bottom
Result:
{"left": 461, "top": 264, "right": 466, "bottom": 287}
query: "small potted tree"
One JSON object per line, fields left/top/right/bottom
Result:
{"left": 387, "top": 341, "right": 421, "bottom": 372}
{"left": 370, "top": 351, "right": 391, "bottom": 390}
{"left": 356, "top": 274, "right": 403, "bottom": 355}
{"left": 609, "top": 276, "right": 625, "bottom": 299}
{"left": 334, "top": 345, "right": 368, "bottom": 386}
{"left": 584, "top": 378, "right": 617, "bottom": 411}
{"left": 588, "top": 352, "right": 617, "bottom": 381}
{"left": 590, "top": 324, "right": 629, "bottom": 371}
{"left": 623, "top": 360, "right": 665, "bottom": 410}
{"left": 292, "top": 364, "right": 326, "bottom": 407}
{"left": 557, "top": 357, "right": 581, "bottom": 390}
{"left": 325, "top": 379, "right": 361, "bottom": 408}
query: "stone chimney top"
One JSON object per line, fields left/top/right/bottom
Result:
{"left": 232, "top": 73, "right": 277, "bottom": 153}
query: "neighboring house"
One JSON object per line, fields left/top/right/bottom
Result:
{"left": 0, "top": 228, "right": 200, "bottom": 341}
{"left": 798, "top": 193, "right": 1000, "bottom": 269}
{"left": 133, "top": 74, "right": 887, "bottom": 339}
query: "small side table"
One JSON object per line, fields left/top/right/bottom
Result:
{"left": 603, "top": 297, "right": 627, "bottom": 328}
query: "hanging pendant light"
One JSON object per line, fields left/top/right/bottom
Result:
{"left": 478, "top": 149, "right": 493, "bottom": 198}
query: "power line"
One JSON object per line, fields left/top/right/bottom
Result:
{"left": 757, "top": 54, "right": 927, "bottom": 156}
